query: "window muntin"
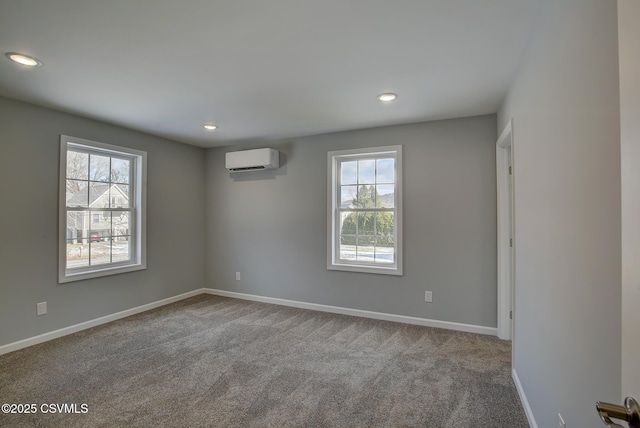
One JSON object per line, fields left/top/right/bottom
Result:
{"left": 59, "top": 136, "right": 146, "bottom": 283}
{"left": 328, "top": 146, "right": 402, "bottom": 275}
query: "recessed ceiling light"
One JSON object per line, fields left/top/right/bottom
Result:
{"left": 377, "top": 93, "right": 397, "bottom": 102}
{"left": 6, "top": 52, "right": 42, "bottom": 67}
{"left": 204, "top": 124, "right": 218, "bottom": 130}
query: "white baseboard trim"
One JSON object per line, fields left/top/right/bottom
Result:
{"left": 0, "top": 289, "right": 205, "bottom": 356}
{"left": 513, "top": 368, "right": 537, "bottom": 428}
{"left": 204, "top": 288, "right": 498, "bottom": 336}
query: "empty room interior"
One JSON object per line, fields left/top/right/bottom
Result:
{"left": 1, "top": 1, "right": 639, "bottom": 427}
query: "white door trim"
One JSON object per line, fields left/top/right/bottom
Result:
{"left": 497, "top": 119, "right": 514, "bottom": 341}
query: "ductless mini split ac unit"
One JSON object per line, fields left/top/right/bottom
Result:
{"left": 225, "top": 148, "right": 280, "bottom": 172}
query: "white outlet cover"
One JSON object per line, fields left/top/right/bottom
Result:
{"left": 37, "top": 302, "right": 47, "bottom": 316}
{"left": 235, "top": 272, "right": 241, "bottom": 281}
{"left": 425, "top": 291, "right": 433, "bottom": 302}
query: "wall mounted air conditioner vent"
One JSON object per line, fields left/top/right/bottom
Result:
{"left": 225, "top": 148, "right": 279, "bottom": 172}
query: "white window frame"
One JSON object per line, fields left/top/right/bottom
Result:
{"left": 327, "top": 145, "right": 403, "bottom": 275}
{"left": 58, "top": 135, "right": 147, "bottom": 283}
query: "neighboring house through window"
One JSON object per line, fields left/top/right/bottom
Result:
{"left": 327, "top": 145, "right": 402, "bottom": 275}
{"left": 59, "top": 135, "right": 146, "bottom": 283}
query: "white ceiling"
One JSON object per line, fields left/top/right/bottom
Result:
{"left": 0, "top": 0, "right": 543, "bottom": 148}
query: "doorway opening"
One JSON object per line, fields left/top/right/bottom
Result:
{"left": 497, "top": 119, "right": 514, "bottom": 343}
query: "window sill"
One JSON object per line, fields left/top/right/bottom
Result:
{"left": 327, "top": 262, "right": 403, "bottom": 276}
{"left": 59, "top": 263, "right": 146, "bottom": 283}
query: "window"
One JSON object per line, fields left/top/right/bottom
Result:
{"left": 327, "top": 145, "right": 402, "bottom": 275}
{"left": 59, "top": 135, "right": 146, "bottom": 283}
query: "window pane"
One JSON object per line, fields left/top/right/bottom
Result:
{"left": 341, "top": 161, "right": 357, "bottom": 185}
{"left": 112, "top": 240, "right": 131, "bottom": 263}
{"left": 112, "top": 211, "right": 130, "bottom": 235}
{"left": 90, "top": 241, "right": 111, "bottom": 265}
{"left": 340, "top": 186, "right": 357, "bottom": 208}
{"left": 90, "top": 154, "right": 111, "bottom": 182}
{"left": 91, "top": 211, "right": 111, "bottom": 238}
{"left": 340, "top": 211, "right": 356, "bottom": 235}
{"left": 67, "top": 151, "right": 88, "bottom": 180}
{"left": 111, "top": 158, "right": 130, "bottom": 184}
{"left": 66, "top": 238, "right": 89, "bottom": 269}
{"left": 339, "top": 236, "right": 356, "bottom": 261}
{"left": 358, "top": 159, "right": 375, "bottom": 184}
{"left": 355, "top": 185, "right": 377, "bottom": 208}
{"left": 375, "top": 242, "right": 394, "bottom": 264}
{"left": 356, "top": 236, "right": 375, "bottom": 262}
{"left": 66, "top": 211, "right": 86, "bottom": 239}
{"left": 89, "top": 183, "right": 111, "bottom": 208}
{"left": 110, "top": 184, "right": 130, "bottom": 208}
{"left": 66, "top": 180, "right": 88, "bottom": 207}
{"left": 377, "top": 184, "right": 394, "bottom": 208}
{"left": 357, "top": 212, "right": 375, "bottom": 235}
{"left": 376, "top": 158, "right": 395, "bottom": 184}
{"left": 375, "top": 211, "right": 395, "bottom": 263}
{"left": 376, "top": 212, "right": 395, "bottom": 241}
{"left": 112, "top": 211, "right": 131, "bottom": 263}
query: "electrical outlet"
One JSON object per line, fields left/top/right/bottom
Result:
{"left": 558, "top": 413, "right": 566, "bottom": 428}
{"left": 235, "top": 272, "right": 241, "bottom": 281}
{"left": 37, "top": 302, "right": 47, "bottom": 316}
{"left": 424, "top": 291, "right": 432, "bottom": 303}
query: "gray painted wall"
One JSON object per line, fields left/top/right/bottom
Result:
{"left": 619, "top": 0, "right": 640, "bottom": 399}
{"left": 205, "top": 115, "right": 498, "bottom": 328}
{"left": 498, "top": 1, "right": 621, "bottom": 426}
{"left": 0, "top": 96, "right": 206, "bottom": 347}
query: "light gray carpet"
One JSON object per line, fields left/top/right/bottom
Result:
{"left": 0, "top": 295, "right": 528, "bottom": 427}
